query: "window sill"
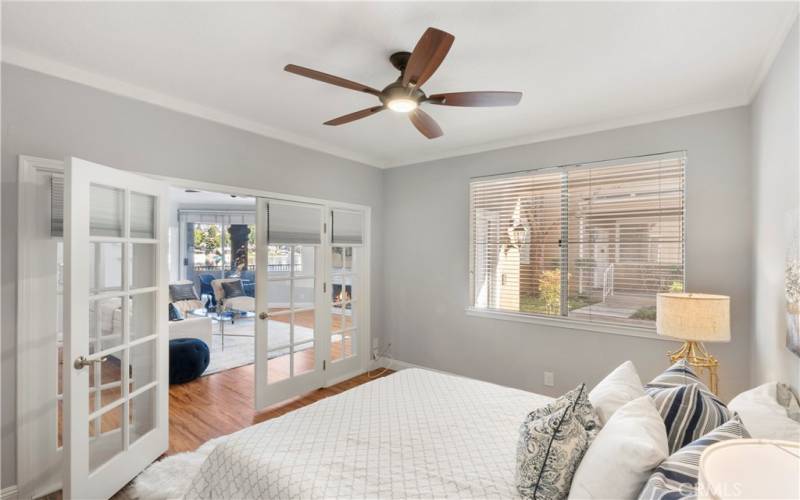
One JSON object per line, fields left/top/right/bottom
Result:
{"left": 464, "top": 307, "right": 680, "bottom": 342}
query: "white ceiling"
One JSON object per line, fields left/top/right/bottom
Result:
{"left": 3, "top": 2, "right": 797, "bottom": 168}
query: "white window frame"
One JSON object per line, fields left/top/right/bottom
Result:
{"left": 466, "top": 151, "right": 687, "bottom": 340}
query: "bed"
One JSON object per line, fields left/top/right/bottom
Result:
{"left": 185, "top": 368, "right": 551, "bottom": 499}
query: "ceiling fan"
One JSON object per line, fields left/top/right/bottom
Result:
{"left": 284, "top": 27, "right": 522, "bottom": 139}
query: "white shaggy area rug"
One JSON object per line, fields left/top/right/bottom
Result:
{"left": 116, "top": 435, "right": 229, "bottom": 500}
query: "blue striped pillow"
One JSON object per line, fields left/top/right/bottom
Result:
{"left": 638, "top": 417, "right": 749, "bottom": 500}
{"left": 645, "top": 359, "right": 721, "bottom": 404}
{"left": 648, "top": 383, "right": 731, "bottom": 453}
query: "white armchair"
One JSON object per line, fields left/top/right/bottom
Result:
{"left": 211, "top": 278, "right": 255, "bottom": 314}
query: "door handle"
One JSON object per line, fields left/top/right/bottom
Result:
{"left": 74, "top": 355, "right": 108, "bottom": 370}
{"left": 258, "top": 312, "right": 269, "bottom": 320}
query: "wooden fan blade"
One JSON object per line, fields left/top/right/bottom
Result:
{"left": 428, "top": 91, "right": 523, "bottom": 107}
{"left": 409, "top": 108, "right": 443, "bottom": 139}
{"left": 284, "top": 64, "right": 381, "bottom": 96}
{"left": 324, "top": 106, "right": 385, "bottom": 126}
{"left": 402, "top": 27, "right": 455, "bottom": 88}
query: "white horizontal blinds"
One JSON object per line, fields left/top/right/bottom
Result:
{"left": 567, "top": 157, "right": 685, "bottom": 321}
{"left": 471, "top": 152, "right": 685, "bottom": 326}
{"left": 331, "top": 209, "right": 363, "bottom": 245}
{"left": 267, "top": 201, "right": 321, "bottom": 245}
{"left": 471, "top": 171, "right": 565, "bottom": 315}
{"left": 51, "top": 174, "right": 65, "bottom": 237}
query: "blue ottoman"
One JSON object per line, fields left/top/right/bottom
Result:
{"left": 169, "top": 338, "right": 210, "bottom": 384}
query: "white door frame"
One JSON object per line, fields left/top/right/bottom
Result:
{"left": 16, "top": 156, "right": 67, "bottom": 499}
{"left": 17, "top": 158, "right": 372, "bottom": 497}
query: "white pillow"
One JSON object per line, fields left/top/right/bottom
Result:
{"left": 568, "top": 396, "right": 669, "bottom": 500}
{"left": 588, "top": 360, "right": 646, "bottom": 425}
{"left": 728, "top": 382, "right": 800, "bottom": 441}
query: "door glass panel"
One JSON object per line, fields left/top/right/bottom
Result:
{"left": 292, "top": 278, "right": 315, "bottom": 308}
{"left": 130, "top": 292, "right": 157, "bottom": 341}
{"left": 293, "top": 345, "right": 314, "bottom": 376}
{"left": 343, "top": 333, "right": 353, "bottom": 358}
{"left": 89, "top": 297, "right": 124, "bottom": 352}
{"left": 89, "top": 242, "right": 123, "bottom": 294}
{"left": 90, "top": 184, "right": 124, "bottom": 237}
{"left": 331, "top": 246, "right": 358, "bottom": 362}
{"left": 267, "top": 279, "right": 291, "bottom": 317}
{"left": 129, "top": 388, "right": 156, "bottom": 445}
{"left": 267, "top": 346, "right": 290, "bottom": 383}
{"left": 130, "top": 243, "right": 156, "bottom": 289}
{"left": 89, "top": 404, "right": 123, "bottom": 473}
{"left": 130, "top": 192, "right": 156, "bottom": 239}
{"left": 294, "top": 310, "right": 315, "bottom": 349}
{"left": 130, "top": 340, "right": 156, "bottom": 391}
{"left": 88, "top": 350, "right": 124, "bottom": 413}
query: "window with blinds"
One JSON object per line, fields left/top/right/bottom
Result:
{"left": 469, "top": 152, "right": 685, "bottom": 328}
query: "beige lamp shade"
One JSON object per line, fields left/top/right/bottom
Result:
{"left": 656, "top": 293, "right": 730, "bottom": 342}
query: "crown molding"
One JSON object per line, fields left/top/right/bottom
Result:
{"left": 747, "top": 8, "right": 799, "bottom": 102}
{"left": 1, "top": 46, "right": 386, "bottom": 168}
{"left": 382, "top": 95, "right": 749, "bottom": 168}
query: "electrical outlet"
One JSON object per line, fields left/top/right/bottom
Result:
{"left": 543, "top": 371, "right": 555, "bottom": 387}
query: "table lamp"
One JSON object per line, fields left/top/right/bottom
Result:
{"left": 656, "top": 293, "right": 730, "bottom": 395}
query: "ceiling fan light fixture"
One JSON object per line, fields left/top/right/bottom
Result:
{"left": 387, "top": 98, "right": 418, "bottom": 113}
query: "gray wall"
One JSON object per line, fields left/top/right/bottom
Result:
{"left": 0, "top": 64, "right": 385, "bottom": 488}
{"left": 383, "top": 107, "right": 753, "bottom": 402}
{"left": 751, "top": 20, "right": 800, "bottom": 389}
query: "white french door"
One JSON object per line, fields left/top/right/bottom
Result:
{"left": 254, "top": 198, "right": 327, "bottom": 409}
{"left": 64, "top": 158, "right": 169, "bottom": 499}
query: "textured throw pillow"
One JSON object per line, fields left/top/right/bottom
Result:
{"left": 648, "top": 383, "right": 730, "bottom": 453}
{"left": 168, "top": 302, "right": 184, "bottom": 321}
{"left": 569, "top": 396, "right": 669, "bottom": 500}
{"left": 728, "top": 382, "right": 800, "bottom": 440}
{"left": 516, "top": 384, "right": 601, "bottom": 500}
{"left": 589, "top": 360, "right": 646, "bottom": 425}
{"left": 638, "top": 416, "right": 749, "bottom": 500}
{"left": 169, "top": 283, "right": 199, "bottom": 302}
{"left": 221, "top": 280, "right": 246, "bottom": 299}
{"left": 776, "top": 383, "right": 800, "bottom": 423}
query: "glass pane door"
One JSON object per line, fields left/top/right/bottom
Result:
{"left": 254, "top": 199, "right": 325, "bottom": 409}
{"left": 65, "top": 158, "right": 168, "bottom": 499}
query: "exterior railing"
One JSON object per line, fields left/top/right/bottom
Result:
{"left": 191, "top": 264, "right": 301, "bottom": 274}
{"left": 602, "top": 263, "right": 615, "bottom": 302}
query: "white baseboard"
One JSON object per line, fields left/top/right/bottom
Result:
{"left": 1, "top": 486, "right": 19, "bottom": 500}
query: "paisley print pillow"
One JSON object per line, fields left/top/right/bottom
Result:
{"left": 516, "top": 384, "right": 601, "bottom": 499}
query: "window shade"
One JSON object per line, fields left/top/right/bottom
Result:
{"left": 470, "top": 152, "right": 685, "bottom": 327}
{"left": 267, "top": 201, "right": 321, "bottom": 245}
{"left": 331, "top": 209, "right": 363, "bottom": 245}
{"left": 51, "top": 174, "right": 64, "bottom": 237}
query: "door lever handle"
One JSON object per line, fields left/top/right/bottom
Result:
{"left": 74, "top": 355, "right": 108, "bottom": 370}
{"left": 258, "top": 312, "right": 269, "bottom": 320}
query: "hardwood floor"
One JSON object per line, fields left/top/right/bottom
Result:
{"left": 168, "top": 364, "right": 392, "bottom": 455}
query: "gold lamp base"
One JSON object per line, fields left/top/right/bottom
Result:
{"left": 667, "top": 341, "right": 719, "bottom": 395}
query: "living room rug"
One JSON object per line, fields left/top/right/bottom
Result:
{"left": 203, "top": 320, "right": 314, "bottom": 376}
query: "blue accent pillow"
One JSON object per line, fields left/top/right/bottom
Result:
{"left": 169, "top": 283, "right": 199, "bottom": 302}
{"left": 638, "top": 416, "right": 749, "bottom": 500}
{"left": 169, "top": 302, "right": 184, "bottom": 321}
{"left": 221, "top": 279, "right": 246, "bottom": 299}
{"left": 646, "top": 361, "right": 731, "bottom": 453}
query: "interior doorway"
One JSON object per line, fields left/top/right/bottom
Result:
{"left": 17, "top": 156, "right": 370, "bottom": 499}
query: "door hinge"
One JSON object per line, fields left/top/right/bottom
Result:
{"left": 323, "top": 360, "right": 326, "bottom": 370}
{"left": 323, "top": 282, "right": 327, "bottom": 293}
{"left": 324, "top": 222, "right": 327, "bottom": 233}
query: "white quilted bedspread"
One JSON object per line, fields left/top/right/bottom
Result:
{"left": 185, "top": 368, "right": 552, "bottom": 499}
